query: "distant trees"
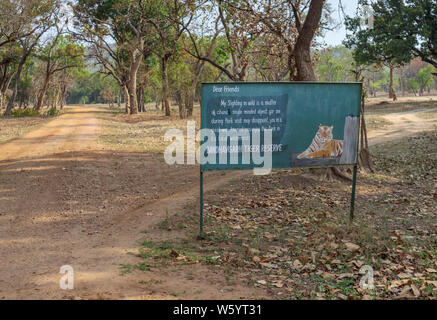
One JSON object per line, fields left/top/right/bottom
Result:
{"left": 2, "top": 0, "right": 60, "bottom": 115}
{"left": 417, "top": 65, "right": 434, "bottom": 96}
{"left": 0, "top": 0, "right": 86, "bottom": 114}
{"left": 344, "top": 0, "right": 437, "bottom": 100}
{"left": 71, "top": 0, "right": 332, "bottom": 117}
{"left": 3, "top": 0, "right": 435, "bottom": 118}
{"left": 316, "top": 46, "right": 355, "bottom": 82}
{"left": 34, "top": 33, "right": 84, "bottom": 110}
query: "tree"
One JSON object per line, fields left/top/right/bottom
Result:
{"left": 0, "top": 43, "right": 20, "bottom": 109}
{"left": 417, "top": 65, "right": 434, "bottom": 96}
{"left": 316, "top": 45, "right": 355, "bottom": 82}
{"left": 186, "top": 0, "right": 260, "bottom": 82}
{"left": 34, "top": 33, "right": 84, "bottom": 110}
{"left": 345, "top": 0, "right": 437, "bottom": 92}
{"left": 344, "top": 1, "right": 411, "bottom": 100}
{"left": 235, "top": 0, "right": 330, "bottom": 81}
{"left": 0, "top": 0, "right": 49, "bottom": 51}
{"left": 146, "top": 0, "right": 196, "bottom": 116}
{"left": 4, "top": 0, "right": 58, "bottom": 116}
{"left": 73, "top": 0, "right": 157, "bottom": 114}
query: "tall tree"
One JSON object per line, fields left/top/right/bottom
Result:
{"left": 146, "top": 0, "right": 196, "bottom": 116}
{"left": 4, "top": 0, "right": 58, "bottom": 116}
{"left": 344, "top": 0, "right": 437, "bottom": 94}
{"left": 73, "top": 0, "right": 156, "bottom": 114}
{"left": 34, "top": 32, "right": 84, "bottom": 110}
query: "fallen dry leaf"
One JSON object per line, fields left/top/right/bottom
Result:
{"left": 411, "top": 284, "right": 420, "bottom": 297}
{"left": 345, "top": 242, "right": 360, "bottom": 252}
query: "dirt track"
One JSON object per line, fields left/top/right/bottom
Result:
{"left": 0, "top": 106, "right": 259, "bottom": 299}
{"left": 367, "top": 107, "right": 437, "bottom": 145}
{"left": 0, "top": 105, "right": 435, "bottom": 299}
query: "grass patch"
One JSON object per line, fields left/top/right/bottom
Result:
{"left": 415, "top": 110, "right": 437, "bottom": 120}
{"left": 96, "top": 103, "right": 201, "bottom": 154}
{"left": 366, "top": 115, "right": 393, "bottom": 130}
{"left": 10, "top": 108, "right": 41, "bottom": 117}
{"left": 134, "top": 240, "right": 222, "bottom": 271}
{"left": 158, "top": 130, "right": 437, "bottom": 299}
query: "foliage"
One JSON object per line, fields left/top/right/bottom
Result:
{"left": 10, "top": 108, "right": 40, "bottom": 117}
{"left": 344, "top": 0, "right": 437, "bottom": 69}
{"left": 45, "top": 107, "right": 59, "bottom": 116}
{"left": 417, "top": 65, "right": 434, "bottom": 94}
{"left": 315, "top": 46, "right": 355, "bottom": 82}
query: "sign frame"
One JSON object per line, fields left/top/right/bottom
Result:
{"left": 198, "top": 81, "right": 362, "bottom": 237}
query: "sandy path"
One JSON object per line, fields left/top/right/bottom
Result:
{"left": 367, "top": 107, "right": 437, "bottom": 145}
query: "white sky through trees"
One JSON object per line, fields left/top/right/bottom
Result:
{"left": 324, "top": 0, "right": 360, "bottom": 46}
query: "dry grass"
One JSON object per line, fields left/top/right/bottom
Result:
{"left": 365, "top": 100, "right": 437, "bottom": 115}
{"left": 96, "top": 104, "right": 201, "bottom": 155}
{"left": 134, "top": 130, "right": 437, "bottom": 300}
{"left": 415, "top": 110, "right": 437, "bottom": 120}
{"left": 365, "top": 115, "right": 393, "bottom": 131}
{"left": 0, "top": 114, "right": 54, "bottom": 145}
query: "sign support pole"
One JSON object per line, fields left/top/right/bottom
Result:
{"left": 199, "top": 168, "right": 204, "bottom": 238}
{"left": 349, "top": 164, "right": 358, "bottom": 221}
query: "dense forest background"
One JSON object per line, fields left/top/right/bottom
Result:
{"left": 1, "top": 0, "right": 436, "bottom": 117}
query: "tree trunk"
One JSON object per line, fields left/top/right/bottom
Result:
{"left": 123, "top": 85, "right": 130, "bottom": 114}
{"left": 53, "top": 87, "right": 59, "bottom": 109}
{"left": 292, "top": 0, "right": 350, "bottom": 180}
{"left": 60, "top": 83, "right": 67, "bottom": 109}
{"left": 0, "top": 70, "right": 14, "bottom": 110}
{"left": 400, "top": 68, "right": 405, "bottom": 96}
{"left": 388, "top": 64, "right": 397, "bottom": 101}
{"left": 185, "top": 86, "right": 195, "bottom": 117}
{"left": 1, "top": 68, "right": 14, "bottom": 96}
{"left": 292, "top": 0, "right": 324, "bottom": 81}
{"left": 35, "top": 74, "right": 50, "bottom": 110}
{"left": 4, "top": 56, "right": 26, "bottom": 116}
{"left": 162, "top": 56, "right": 171, "bottom": 117}
{"left": 294, "top": 46, "right": 316, "bottom": 81}
{"left": 176, "top": 90, "right": 185, "bottom": 119}
{"left": 358, "top": 87, "right": 374, "bottom": 172}
{"left": 138, "top": 85, "right": 145, "bottom": 112}
{"left": 128, "top": 53, "right": 143, "bottom": 115}
{"left": 117, "top": 89, "right": 121, "bottom": 108}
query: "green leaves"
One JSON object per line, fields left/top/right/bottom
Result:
{"left": 344, "top": 0, "right": 437, "bottom": 68}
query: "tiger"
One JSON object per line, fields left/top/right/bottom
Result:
{"left": 297, "top": 124, "right": 343, "bottom": 159}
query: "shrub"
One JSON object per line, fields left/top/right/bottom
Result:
{"left": 45, "top": 108, "right": 59, "bottom": 116}
{"left": 10, "top": 108, "right": 40, "bottom": 117}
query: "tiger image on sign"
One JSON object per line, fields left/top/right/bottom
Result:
{"left": 297, "top": 124, "right": 343, "bottom": 159}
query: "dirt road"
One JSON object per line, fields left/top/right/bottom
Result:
{"left": 0, "top": 106, "right": 259, "bottom": 299}
{"left": 367, "top": 107, "right": 437, "bottom": 145}
{"left": 0, "top": 105, "right": 435, "bottom": 299}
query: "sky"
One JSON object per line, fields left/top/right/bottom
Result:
{"left": 323, "top": 0, "right": 360, "bottom": 46}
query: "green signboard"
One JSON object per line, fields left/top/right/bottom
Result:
{"left": 198, "top": 82, "right": 362, "bottom": 235}
{"left": 200, "top": 82, "right": 362, "bottom": 171}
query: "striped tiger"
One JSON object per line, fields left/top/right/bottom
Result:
{"left": 297, "top": 124, "right": 343, "bottom": 159}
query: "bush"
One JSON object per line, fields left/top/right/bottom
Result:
{"left": 10, "top": 108, "right": 40, "bottom": 117}
{"left": 45, "top": 108, "right": 59, "bottom": 116}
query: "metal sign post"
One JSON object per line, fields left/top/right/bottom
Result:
{"left": 349, "top": 165, "right": 358, "bottom": 222}
{"left": 199, "top": 168, "right": 204, "bottom": 238}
